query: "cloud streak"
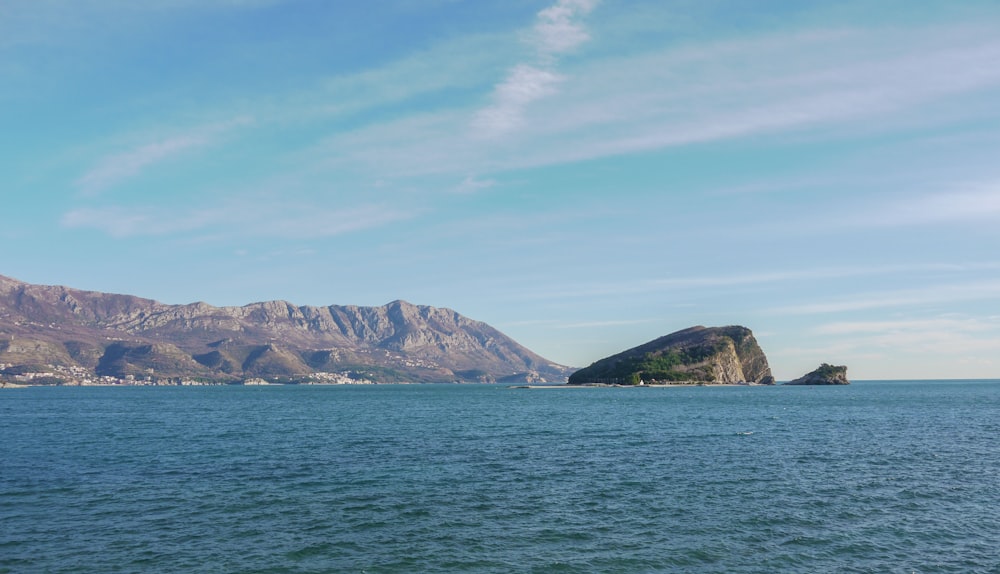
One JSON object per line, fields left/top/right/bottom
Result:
{"left": 772, "top": 279, "right": 1000, "bottom": 315}
{"left": 804, "top": 315, "right": 1000, "bottom": 372}
{"left": 515, "top": 262, "right": 1000, "bottom": 301}
{"left": 75, "top": 117, "right": 252, "bottom": 195}
{"left": 554, "top": 318, "right": 655, "bottom": 329}
{"left": 60, "top": 199, "right": 415, "bottom": 240}
{"left": 324, "top": 23, "right": 1000, "bottom": 179}
{"left": 813, "top": 317, "right": 1000, "bottom": 336}
{"left": 851, "top": 183, "right": 1000, "bottom": 227}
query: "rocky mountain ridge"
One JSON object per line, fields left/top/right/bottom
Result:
{"left": 0, "top": 274, "right": 571, "bottom": 384}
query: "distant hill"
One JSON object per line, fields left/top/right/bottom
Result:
{"left": 569, "top": 325, "right": 775, "bottom": 385}
{"left": 0, "top": 274, "right": 572, "bottom": 384}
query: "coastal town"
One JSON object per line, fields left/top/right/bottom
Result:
{"left": 0, "top": 362, "right": 377, "bottom": 387}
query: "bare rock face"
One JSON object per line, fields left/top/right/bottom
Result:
{"left": 0, "top": 274, "right": 572, "bottom": 384}
{"left": 785, "top": 364, "right": 850, "bottom": 385}
{"left": 569, "top": 325, "right": 775, "bottom": 385}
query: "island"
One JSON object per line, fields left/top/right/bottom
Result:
{"left": 568, "top": 326, "right": 775, "bottom": 386}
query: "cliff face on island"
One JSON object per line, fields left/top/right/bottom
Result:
{"left": 0, "top": 274, "right": 571, "bottom": 384}
{"left": 568, "top": 326, "right": 775, "bottom": 385}
{"left": 785, "top": 364, "right": 850, "bottom": 385}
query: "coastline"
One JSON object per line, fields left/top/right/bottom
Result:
{"left": 511, "top": 382, "right": 766, "bottom": 389}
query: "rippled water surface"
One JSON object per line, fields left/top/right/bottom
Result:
{"left": 3, "top": 381, "right": 999, "bottom": 573}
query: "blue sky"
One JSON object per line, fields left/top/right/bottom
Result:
{"left": 3, "top": 0, "right": 1000, "bottom": 380}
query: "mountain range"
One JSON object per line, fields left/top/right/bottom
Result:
{"left": 0, "top": 274, "right": 572, "bottom": 384}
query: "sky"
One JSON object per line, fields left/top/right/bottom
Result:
{"left": 3, "top": 0, "right": 1000, "bottom": 380}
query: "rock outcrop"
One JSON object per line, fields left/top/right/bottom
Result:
{"left": 0, "top": 274, "right": 572, "bottom": 384}
{"left": 568, "top": 326, "right": 775, "bottom": 385}
{"left": 785, "top": 363, "right": 850, "bottom": 385}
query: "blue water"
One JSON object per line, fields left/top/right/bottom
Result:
{"left": 2, "top": 381, "right": 999, "bottom": 573}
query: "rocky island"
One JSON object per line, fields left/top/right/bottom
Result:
{"left": 0, "top": 274, "right": 572, "bottom": 386}
{"left": 785, "top": 363, "right": 850, "bottom": 385}
{"left": 568, "top": 326, "right": 775, "bottom": 385}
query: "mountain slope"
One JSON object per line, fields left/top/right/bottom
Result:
{"left": 0, "top": 274, "right": 571, "bottom": 384}
{"left": 568, "top": 325, "right": 775, "bottom": 385}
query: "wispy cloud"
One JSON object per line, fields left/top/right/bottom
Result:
{"left": 306, "top": 33, "right": 512, "bottom": 122}
{"left": 472, "top": 0, "right": 597, "bottom": 137}
{"left": 644, "top": 265, "right": 952, "bottom": 289}
{"left": 765, "top": 311, "right": 1000, "bottom": 379}
{"left": 60, "top": 205, "right": 208, "bottom": 238}
{"left": 772, "top": 279, "right": 1000, "bottom": 315}
{"left": 60, "top": 199, "right": 415, "bottom": 240}
{"left": 852, "top": 183, "right": 1000, "bottom": 227}
{"left": 517, "top": 262, "right": 1000, "bottom": 301}
{"left": 806, "top": 315, "right": 1000, "bottom": 365}
{"left": 813, "top": 317, "right": 1000, "bottom": 336}
{"left": 555, "top": 318, "right": 655, "bottom": 329}
{"left": 454, "top": 175, "right": 497, "bottom": 194}
{"left": 499, "top": 317, "right": 657, "bottom": 331}
{"left": 521, "top": 29, "right": 1000, "bottom": 164}
{"left": 325, "top": 23, "right": 1000, "bottom": 178}
{"left": 75, "top": 117, "right": 252, "bottom": 195}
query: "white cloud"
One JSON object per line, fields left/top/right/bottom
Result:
{"left": 533, "top": 0, "right": 598, "bottom": 57}
{"left": 472, "top": 0, "right": 597, "bottom": 138}
{"left": 75, "top": 117, "right": 252, "bottom": 195}
{"left": 472, "top": 65, "right": 564, "bottom": 135}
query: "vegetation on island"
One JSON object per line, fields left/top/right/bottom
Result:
{"left": 813, "top": 363, "right": 845, "bottom": 377}
{"left": 579, "top": 346, "right": 721, "bottom": 385}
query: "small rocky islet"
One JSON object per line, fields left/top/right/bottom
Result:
{"left": 785, "top": 363, "right": 850, "bottom": 385}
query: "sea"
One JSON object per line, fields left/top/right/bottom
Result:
{"left": 2, "top": 381, "right": 998, "bottom": 573}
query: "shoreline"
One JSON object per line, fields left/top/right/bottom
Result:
{"left": 511, "top": 382, "right": 768, "bottom": 389}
